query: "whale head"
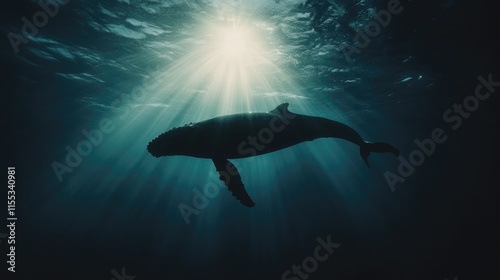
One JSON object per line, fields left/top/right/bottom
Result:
{"left": 147, "top": 124, "right": 199, "bottom": 157}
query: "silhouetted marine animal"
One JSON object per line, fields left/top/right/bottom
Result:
{"left": 147, "top": 103, "right": 399, "bottom": 207}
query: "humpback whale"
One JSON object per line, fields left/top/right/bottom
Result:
{"left": 147, "top": 103, "right": 399, "bottom": 207}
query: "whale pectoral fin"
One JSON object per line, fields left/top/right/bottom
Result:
{"left": 212, "top": 158, "right": 255, "bottom": 207}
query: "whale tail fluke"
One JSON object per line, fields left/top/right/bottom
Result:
{"left": 360, "top": 142, "right": 400, "bottom": 167}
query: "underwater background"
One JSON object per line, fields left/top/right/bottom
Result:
{"left": 1, "top": 0, "right": 499, "bottom": 279}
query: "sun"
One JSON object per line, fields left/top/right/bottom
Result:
{"left": 220, "top": 26, "right": 250, "bottom": 57}
{"left": 145, "top": 17, "right": 294, "bottom": 114}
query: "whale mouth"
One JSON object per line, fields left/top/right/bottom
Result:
{"left": 147, "top": 132, "right": 172, "bottom": 157}
{"left": 147, "top": 138, "right": 163, "bottom": 158}
{"left": 147, "top": 125, "right": 193, "bottom": 157}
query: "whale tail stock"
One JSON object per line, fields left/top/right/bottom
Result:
{"left": 360, "top": 142, "right": 400, "bottom": 167}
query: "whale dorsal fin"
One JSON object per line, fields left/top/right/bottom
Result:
{"left": 269, "top": 102, "right": 291, "bottom": 116}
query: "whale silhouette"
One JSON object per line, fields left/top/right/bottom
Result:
{"left": 147, "top": 103, "right": 399, "bottom": 207}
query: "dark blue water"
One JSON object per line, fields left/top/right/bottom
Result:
{"left": 2, "top": 0, "right": 499, "bottom": 279}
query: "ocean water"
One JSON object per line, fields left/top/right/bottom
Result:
{"left": 2, "top": 0, "right": 499, "bottom": 279}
